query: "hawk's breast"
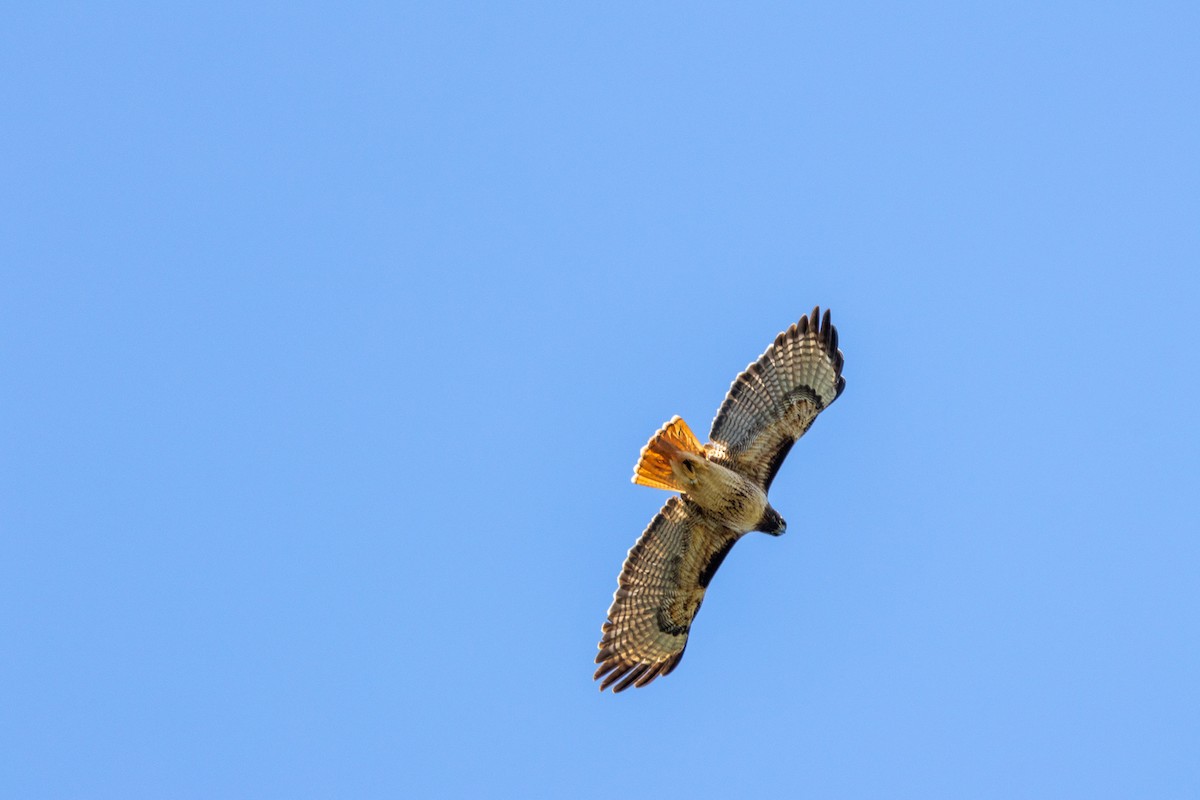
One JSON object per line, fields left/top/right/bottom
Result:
{"left": 683, "top": 458, "right": 768, "bottom": 533}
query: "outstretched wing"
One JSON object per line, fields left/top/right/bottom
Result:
{"left": 708, "top": 306, "right": 845, "bottom": 491}
{"left": 594, "top": 497, "right": 741, "bottom": 692}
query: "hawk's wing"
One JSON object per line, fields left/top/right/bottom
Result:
{"left": 594, "top": 497, "right": 741, "bottom": 692}
{"left": 707, "top": 306, "right": 845, "bottom": 491}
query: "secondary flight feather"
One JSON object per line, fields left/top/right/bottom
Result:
{"left": 594, "top": 306, "right": 846, "bottom": 692}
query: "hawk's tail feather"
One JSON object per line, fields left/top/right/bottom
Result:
{"left": 632, "top": 416, "right": 705, "bottom": 491}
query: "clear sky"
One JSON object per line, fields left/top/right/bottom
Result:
{"left": 3, "top": 3, "right": 1198, "bottom": 798}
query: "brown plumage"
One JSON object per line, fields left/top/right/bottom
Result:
{"left": 595, "top": 306, "right": 845, "bottom": 692}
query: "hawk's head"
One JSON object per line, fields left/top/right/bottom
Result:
{"left": 756, "top": 505, "right": 786, "bottom": 536}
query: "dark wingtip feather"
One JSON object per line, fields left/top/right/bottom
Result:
{"left": 593, "top": 658, "right": 674, "bottom": 693}
{"left": 812, "top": 307, "right": 845, "bottom": 396}
{"left": 599, "top": 662, "right": 636, "bottom": 692}
{"left": 613, "top": 664, "right": 650, "bottom": 692}
{"left": 634, "top": 661, "right": 666, "bottom": 688}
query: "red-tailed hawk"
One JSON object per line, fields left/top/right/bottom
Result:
{"left": 594, "top": 307, "right": 846, "bottom": 692}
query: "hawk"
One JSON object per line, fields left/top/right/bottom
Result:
{"left": 594, "top": 306, "right": 846, "bottom": 692}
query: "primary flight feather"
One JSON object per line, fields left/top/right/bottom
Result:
{"left": 594, "top": 306, "right": 845, "bottom": 692}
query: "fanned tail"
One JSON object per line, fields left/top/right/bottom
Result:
{"left": 632, "top": 416, "right": 705, "bottom": 491}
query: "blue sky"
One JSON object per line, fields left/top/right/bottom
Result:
{"left": 3, "top": 3, "right": 1198, "bottom": 798}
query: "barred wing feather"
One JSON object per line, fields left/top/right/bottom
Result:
{"left": 594, "top": 497, "right": 741, "bottom": 692}
{"left": 707, "top": 306, "right": 845, "bottom": 491}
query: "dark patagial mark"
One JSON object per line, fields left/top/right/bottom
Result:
{"left": 697, "top": 538, "right": 737, "bottom": 588}
{"left": 761, "top": 439, "right": 795, "bottom": 492}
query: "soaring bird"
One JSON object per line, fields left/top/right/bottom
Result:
{"left": 594, "top": 307, "right": 846, "bottom": 692}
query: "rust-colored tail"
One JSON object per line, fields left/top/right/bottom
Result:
{"left": 632, "top": 416, "right": 705, "bottom": 491}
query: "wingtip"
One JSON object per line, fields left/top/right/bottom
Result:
{"left": 806, "top": 305, "right": 844, "bottom": 382}
{"left": 593, "top": 656, "right": 674, "bottom": 693}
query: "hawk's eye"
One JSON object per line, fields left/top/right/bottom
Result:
{"left": 683, "top": 461, "right": 695, "bottom": 472}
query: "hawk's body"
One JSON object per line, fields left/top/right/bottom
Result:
{"left": 594, "top": 307, "right": 845, "bottom": 692}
